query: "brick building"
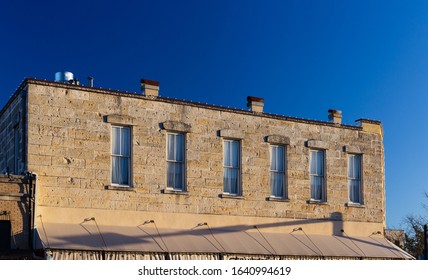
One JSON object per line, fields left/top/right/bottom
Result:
{"left": 0, "top": 174, "right": 35, "bottom": 259}
{"left": 0, "top": 73, "right": 412, "bottom": 259}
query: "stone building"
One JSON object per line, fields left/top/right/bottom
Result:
{"left": 0, "top": 73, "right": 412, "bottom": 259}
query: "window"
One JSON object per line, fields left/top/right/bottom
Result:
{"left": 270, "top": 145, "right": 287, "bottom": 198}
{"left": 111, "top": 126, "right": 131, "bottom": 186}
{"left": 310, "top": 150, "right": 325, "bottom": 201}
{"left": 13, "top": 126, "right": 19, "bottom": 174}
{"left": 166, "top": 133, "right": 185, "bottom": 191}
{"left": 223, "top": 139, "right": 241, "bottom": 195}
{"left": 348, "top": 154, "right": 362, "bottom": 204}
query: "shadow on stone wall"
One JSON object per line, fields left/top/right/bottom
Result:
{"left": 331, "top": 212, "right": 344, "bottom": 236}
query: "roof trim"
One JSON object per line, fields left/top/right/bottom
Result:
{"left": 0, "top": 80, "right": 28, "bottom": 119}
{"left": 356, "top": 118, "right": 382, "bottom": 125}
{"left": 18, "top": 78, "right": 371, "bottom": 130}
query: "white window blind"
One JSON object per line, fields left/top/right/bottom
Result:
{"left": 223, "top": 140, "right": 241, "bottom": 195}
{"left": 167, "top": 133, "right": 185, "bottom": 190}
{"left": 348, "top": 154, "right": 362, "bottom": 203}
{"left": 310, "top": 150, "right": 325, "bottom": 201}
{"left": 111, "top": 126, "right": 131, "bottom": 186}
{"left": 270, "top": 145, "right": 286, "bottom": 198}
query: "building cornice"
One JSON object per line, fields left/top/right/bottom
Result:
{"left": 8, "top": 78, "right": 380, "bottom": 131}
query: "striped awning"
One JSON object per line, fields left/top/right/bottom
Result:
{"left": 36, "top": 222, "right": 413, "bottom": 260}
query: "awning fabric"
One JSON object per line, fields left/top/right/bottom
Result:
{"left": 37, "top": 222, "right": 413, "bottom": 260}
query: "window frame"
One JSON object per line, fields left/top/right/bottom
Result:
{"left": 348, "top": 153, "right": 363, "bottom": 205}
{"left": 269, "top": 144, "right": 287, "bottom": 199}
{"left": 309, "top": 149, "right": 326, "bottom": 202}
{"left": 223, "top": 139, "right": 241, "bottom": 196}
{"left": 110, "top": 125, "right": 132, "bottom": 187}
{"left": 166, "top": 132, "right": 186, "bottom": 191}
{"left": 13, "top": 125, "right": 20, "bottom": 174}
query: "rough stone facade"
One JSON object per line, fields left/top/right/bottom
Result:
{"left": 12, "top": 78, "right": 385, "bottom": 228}
{"left": 0, "top": 90, "right": 26, "bottom": 175}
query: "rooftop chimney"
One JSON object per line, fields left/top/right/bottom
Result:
{"left": 247, "top": 96, "right": 264, "bottom": 113}
{"left": 328, "top": 109, "right": 342, "bottom": 124}
{"left": 141, "top": 79, "right": 159, "bottom": 97}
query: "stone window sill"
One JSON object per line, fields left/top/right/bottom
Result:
{"left": 266, "top": 197, "right": 290, "bottom": 202}
{"left": 161, "top": 189, "right": 189, "bottom": 196}
{"left": 105, "top": 185, "right": 135, "bottom": 191}
{"left": 345, "top": 202, "right": 365, "bottom": 208}
{"left": 307, "top": 199, "right": 328, "bottom": 205}
{"left": 219, "top": 193, "right": 244, "bottom": 199}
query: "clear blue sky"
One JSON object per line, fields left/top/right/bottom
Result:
{"left": 1, "top": 0, "right": 427, "bottom": 229}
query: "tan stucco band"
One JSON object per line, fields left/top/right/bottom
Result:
{"left": 36, "top": 206, "right": 384, "bottom": 237}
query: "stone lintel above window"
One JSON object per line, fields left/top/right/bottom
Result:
{"left": 307, "top": 140, "right": 328, "bottom": 150}
{"left": 104, "top": 114, "right": 135, "bottom": 126}
{"left": 343, "top": 145, "right": 363, "bottom": 154}
{"left": 161, "top": 121, "right": 191, "bottom": 133}
{"left": 265, "top": 135, "right": 290, "bottom": 145}
{"left": 218, "top": 129, "right": 244, "bottom": 139}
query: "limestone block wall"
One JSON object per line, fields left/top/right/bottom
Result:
{"left": 25, "top": 80, "right": 385, "bottom": 225}
{"left": 0, "top": 89, "right": 27, "bottom": 175}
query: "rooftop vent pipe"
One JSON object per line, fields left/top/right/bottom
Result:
{"left": 87, "top": 76, "right": 94, "bottom": 87}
